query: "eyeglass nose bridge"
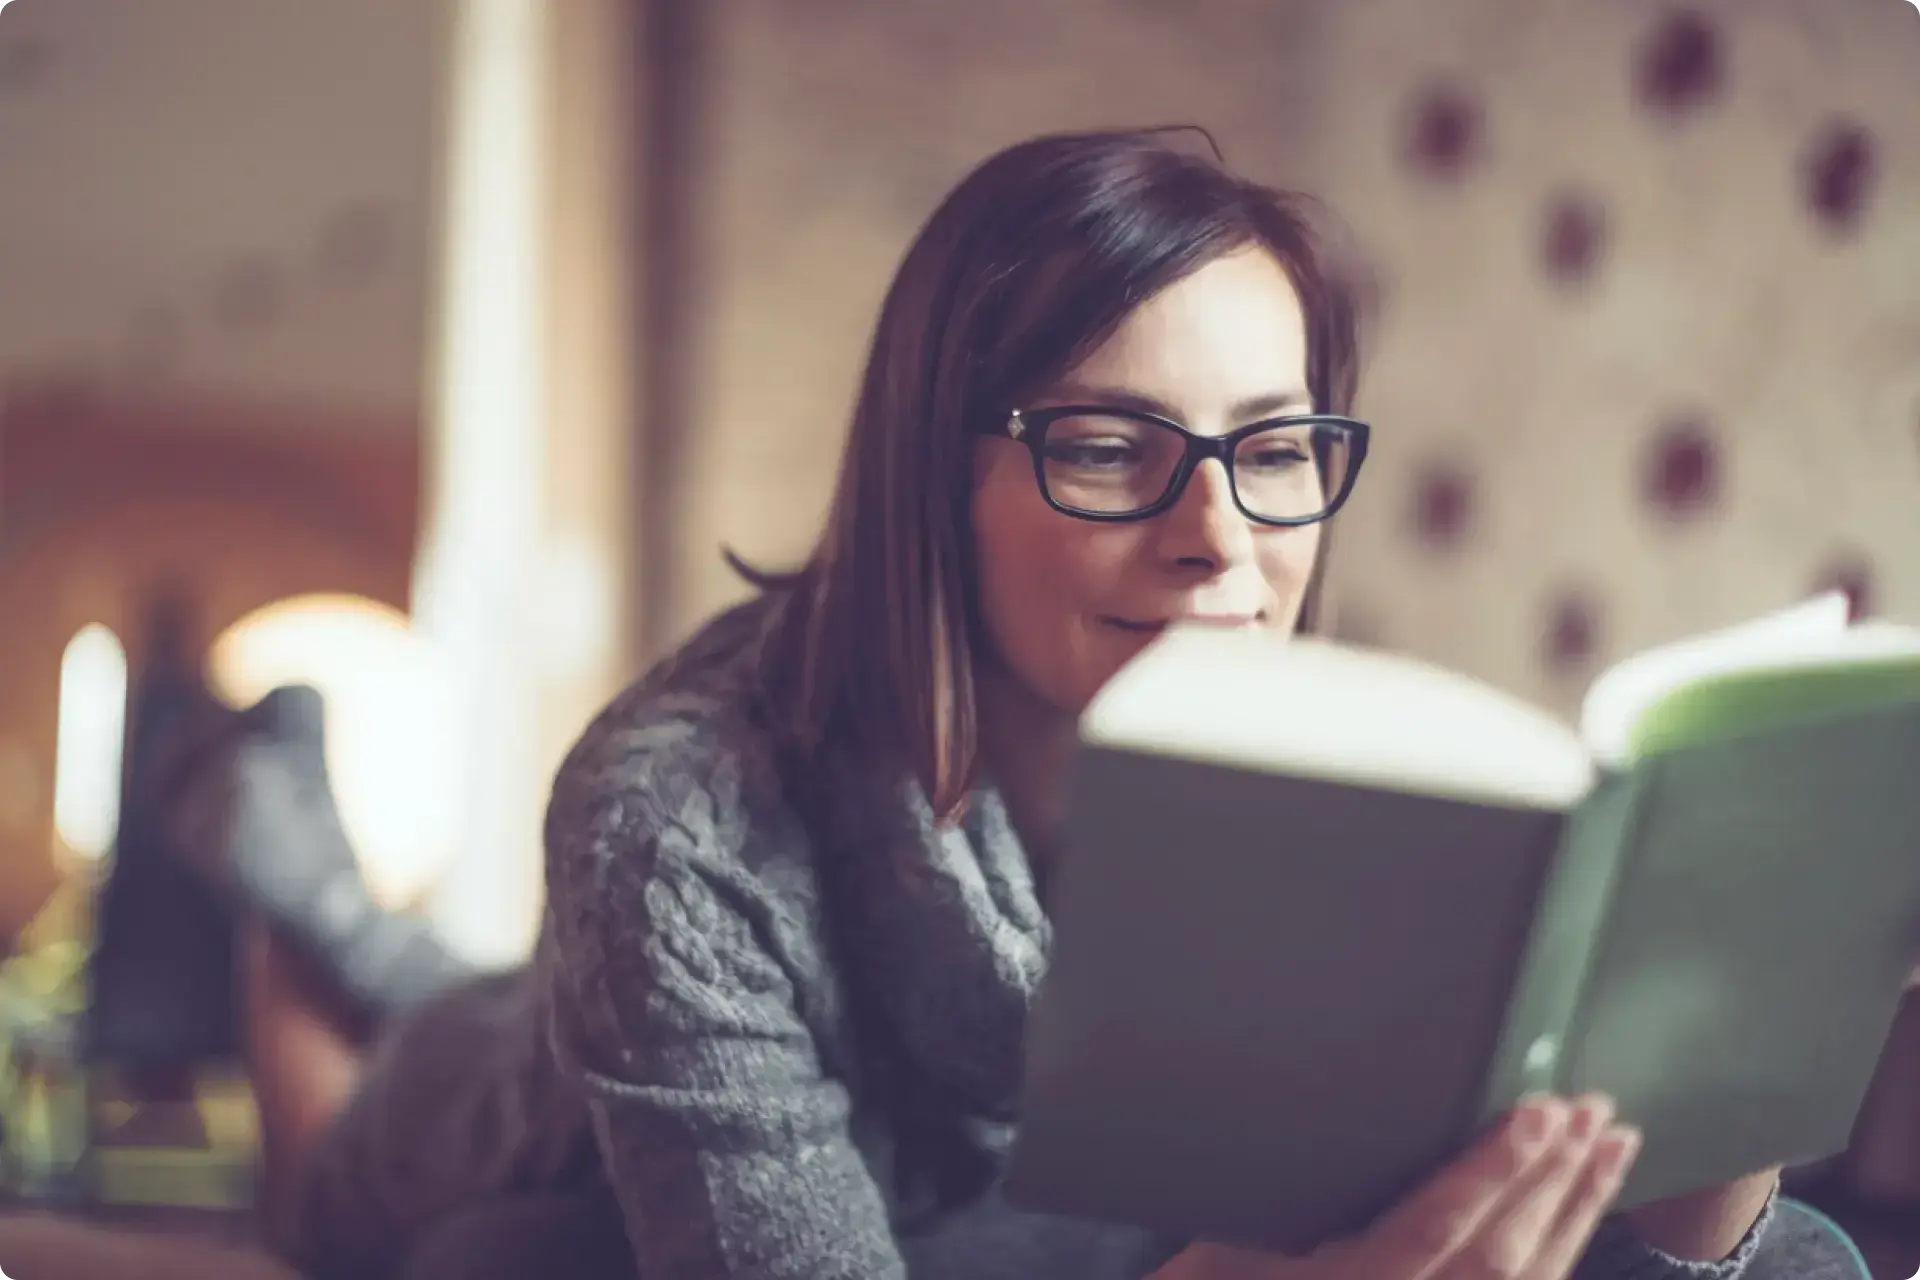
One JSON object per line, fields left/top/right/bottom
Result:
{"left": 1160, "top": 432, "right": 1238, "bottom": 510}
{"left": 1184, "top": 433, "right": 1237, "bottom": 467}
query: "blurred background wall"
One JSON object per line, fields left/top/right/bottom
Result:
{"left": 667, "top": 0, "right": 1920, "bottom": 714}
{"left": 0, "top": 0, "right": 1914, "bottom": 961}
{"left": 0, "top": 0, "right": 446, "bottom": 945}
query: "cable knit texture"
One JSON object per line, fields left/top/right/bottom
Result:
{"left": 297, "top": 592, "right": 1854, "bottom": 1280}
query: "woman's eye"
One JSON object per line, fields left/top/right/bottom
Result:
{"left": 1242, "top": 445, "right": 1310, "bottom": 470}
{"left": 1047, "top": 440, "right": 1138, "bottom": 468}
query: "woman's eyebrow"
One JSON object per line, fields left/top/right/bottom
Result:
{"left": 1042, "top": 381, "right": 1313, "bottom": 422}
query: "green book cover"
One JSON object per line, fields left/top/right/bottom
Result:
{"left": 1006, "top": 596, "right": 1920, "bottom": 1253}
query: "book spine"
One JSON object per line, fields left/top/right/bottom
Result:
{"left": 1478, "top": 771, "right": 1646, "bottom": 1119}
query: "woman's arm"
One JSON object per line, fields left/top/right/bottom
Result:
{"left": 543, "top": 733, "right": 908, "bottom": 1280}
{"left": 1578, "top": 1170, "right": 1833, "bottom": 1280}
{"left": 1621, "top": 1170, "right": 1780, "bottom": 1262}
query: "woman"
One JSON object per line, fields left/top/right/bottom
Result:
{"left": 523, "top": 124, "right": 1839, "bottom": 1280}
{"left": 167, "top": 128, "right": 1851, "bottom": 1279}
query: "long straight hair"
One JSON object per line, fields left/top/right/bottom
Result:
{"left": 749, "top": 128, "right": 1361, "bottom": 820}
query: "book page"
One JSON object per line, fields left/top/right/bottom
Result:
{"left": 1579, "top": 594, "right": 1852, "bottom": 766}
{"left": 1083, "top": 629, "right": 1597, "bottom": 812}
{"left": 1629, "top": 634, "right": 1920, "bottom": 760}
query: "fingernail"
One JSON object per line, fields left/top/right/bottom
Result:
{"left": 1514, "top": 1096, "right": 1565, "bottom": 1151}
{"left": 1600, "top": 1126, "right": 1643, "bottom": 1178}
{"left": 1569, "top": 1095, "right": 1616, "bottom": 1143}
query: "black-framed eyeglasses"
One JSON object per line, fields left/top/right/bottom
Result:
{"left": 979, "top": 405, "right": 1370, "bottom": 526}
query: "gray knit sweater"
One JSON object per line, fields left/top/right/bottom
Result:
{"left": 297, "top": 594, "right": 1856, "bottom": 1280}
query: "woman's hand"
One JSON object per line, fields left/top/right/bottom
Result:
{"left": 1155, "top": 1094, "right": 1641, "bottom": 1280}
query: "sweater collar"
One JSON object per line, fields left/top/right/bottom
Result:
{"left": 819, "top": 759, "right": 1052, "bottom": 1119}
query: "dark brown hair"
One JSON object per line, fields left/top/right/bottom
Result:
{"left": 752, "top": 126, "right": 1361, "bottom": 818}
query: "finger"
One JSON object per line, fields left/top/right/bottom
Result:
{"left": 1363, "top": 1095, "right": 1570, "bottom": 1276}
{"left": 1524, "top": 1124, "right": 1644, "bottom": 1280}
{"left": 1448, "top": 1094, "right": 1615, "bottom": 1279}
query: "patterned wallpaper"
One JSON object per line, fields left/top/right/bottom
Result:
{"left": 671, "top": 0, "right": 1920, "bottom": 718}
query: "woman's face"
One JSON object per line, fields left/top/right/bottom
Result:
{"left": 972, "top": 246, "right": 1324, "bottom": 715}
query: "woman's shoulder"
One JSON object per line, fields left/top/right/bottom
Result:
{"left": 540, "top": 592, "right": 857, "bottom": 1072}
{"left": 544, "top": 591, "right": 815, "bottom": 903}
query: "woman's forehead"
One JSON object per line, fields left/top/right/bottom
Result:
{"left": 1053, "top": 250, "right": 1310, "bottom": 412}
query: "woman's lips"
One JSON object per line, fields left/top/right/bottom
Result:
{"left": 1099, "top": 613, "right": 1264, "bottom": 634}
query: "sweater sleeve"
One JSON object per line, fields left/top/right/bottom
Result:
{"left": 1577, "top": 1184, "right": 1863, "bottom": 1280}
{"left": 543, "top": 728, "right": 909, "bottom": 1280}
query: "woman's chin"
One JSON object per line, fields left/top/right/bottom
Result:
{"left": 1077, "top": 633, "right": 1159, "bottom": 701}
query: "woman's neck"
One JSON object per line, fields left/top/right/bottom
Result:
{"left": 976, "top": 667, "right": 1078, "bottom": 886}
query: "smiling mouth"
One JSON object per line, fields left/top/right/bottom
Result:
{"left": 1100, "top": 613, "right": 1265, "bottom": 634}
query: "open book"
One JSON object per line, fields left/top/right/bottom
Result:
{"left": 1005, "top": 594, "right": 1920, "bottom": 1254}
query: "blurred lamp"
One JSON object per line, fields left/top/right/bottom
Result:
{"left": 53, "top": 624, "right": 129, "bottom": 862}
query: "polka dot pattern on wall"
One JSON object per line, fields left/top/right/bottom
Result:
{"left": 1542, "top": 190, "right": 1608, "bottom": 286}
{"left": 670, "top": 1, "right": 1920, "bottom": 713}
{"left": 1803, "top": 120, "right": 1877, "bottom": 236}
{"left": 1642, "top": 415, "right": 1722, "bottom": 521}
{"left": 1404, "top": 84, "right": 1483, "bottom": 179}
{"left": 1634, "top": 9, "right": 1723, "bottom": 118}
{"left": 1542, "top": 588, "right": 1603, "bottom": 675}
{"left": 1411, "top": 464, "right": 1476, "bottom": 549}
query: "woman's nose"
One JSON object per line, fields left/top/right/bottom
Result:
{"left": 1157, "top": 459, "right": 1255, "bottom": 569}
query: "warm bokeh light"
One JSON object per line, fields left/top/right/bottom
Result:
{"left": 53, "top": 623, "right": 129, "bottom": 862}
{"left": 207, "top": 594, "right": 462, "bottom": 911}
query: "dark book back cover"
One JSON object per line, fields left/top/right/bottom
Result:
{"left": 1008, "top": 746, "right": 1566, "bottom": 1252}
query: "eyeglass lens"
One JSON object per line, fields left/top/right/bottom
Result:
{"left": 1036, "top": 413, "right": 1352, "bottom": 520}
